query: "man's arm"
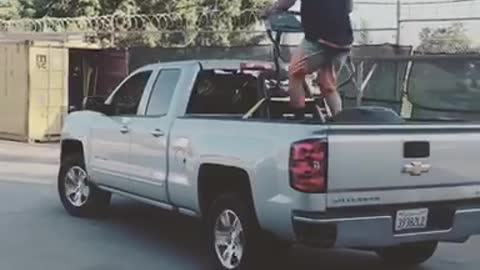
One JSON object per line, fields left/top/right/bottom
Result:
{"left": 348, "top": 0, "right": 354, "bottom": 13}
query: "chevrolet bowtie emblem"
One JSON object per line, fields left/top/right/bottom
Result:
{"left": 403, "top": 161, "right": 431, "bottom": 176}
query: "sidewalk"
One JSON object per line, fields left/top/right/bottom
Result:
{"left": 0, "top": 141, "right": 59, "bottom": 185}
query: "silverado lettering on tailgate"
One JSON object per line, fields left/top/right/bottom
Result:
{"left": 331, "top": 196, "right": 381, "bottom": 206}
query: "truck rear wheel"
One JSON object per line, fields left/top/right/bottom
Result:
{"left": 58, "top": 154, "right": 111, "bottom": 217}
{"left": 376, "top": 241, "right": 438, "bottom": 266}
{"left": 206, "top": 193, "right": 290, "bottom": 270}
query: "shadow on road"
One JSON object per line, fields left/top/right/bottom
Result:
{"left": 96, "top": 198, "right": 426, "bottom": 270}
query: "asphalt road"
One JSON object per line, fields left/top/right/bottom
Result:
{"left": 0, "top": 141, "right": 479, "bottom": 270}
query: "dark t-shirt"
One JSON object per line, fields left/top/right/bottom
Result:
{"left": 300, "top": 0, "right": 353, "bottom": 47}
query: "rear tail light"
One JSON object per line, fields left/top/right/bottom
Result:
{"left": 289, "top": 140, "right": 328, "bottom": 193}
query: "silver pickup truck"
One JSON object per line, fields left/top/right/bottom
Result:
{"left": 59, "top": 59, "right": 480, "bottom": 270}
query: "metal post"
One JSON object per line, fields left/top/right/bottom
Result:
{"left": 396, "top": 0, "right": 401, "bottom": 45}
{"left": 47, "top": 45, "right": 51, "bottom": 142}
{"left": 356, "top": 61, "right": 364, "bottom": 107}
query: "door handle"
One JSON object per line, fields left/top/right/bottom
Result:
{"left": 120, "top": 126, "right": 129, "bottom": 134}
{"left": 151, "top": 129, "right": 165, "bottom": 137}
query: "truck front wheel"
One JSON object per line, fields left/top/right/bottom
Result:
{"left": 207, "top": 193, "right": 290, "bottom": 270}
{"left": 376, "top": 241, "right": 438, "bottom": 266}
{"left": 58, "top": 154, "right": 111, "bottom": 217}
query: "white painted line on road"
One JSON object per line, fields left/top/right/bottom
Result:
{"left": 0, "top": 176, "right": 55, "bottom": 185}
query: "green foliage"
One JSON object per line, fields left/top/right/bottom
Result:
{"left": 132, "top": 0, "right": 272, "bottom": 47}
{"left": 19, "top": 0, "right": 101, "bottom": 17}
{"left": 101, "top": 0, "right": 138, "bottom": 15}
{"left": 417, "top": 23, "right": 472, "bottom": 54}
{"left": 0, "top": 0, "right": 20, "bottom": 20}
{"left": 11, "top": 0, "right": 273, "bottom": 47}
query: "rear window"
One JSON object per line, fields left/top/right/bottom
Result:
{"left": 185, "top": 69, "right": 323, "bottom": 121}
{"left": 186, "top": 71, "right": 259, "bottom": 116}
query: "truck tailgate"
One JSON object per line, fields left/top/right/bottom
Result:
{"left": 326, "top": 125, "right": 480, "bottom": 206}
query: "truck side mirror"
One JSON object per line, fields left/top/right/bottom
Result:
{"left": 82, "top": 96, "right": 114, "bottom": 115}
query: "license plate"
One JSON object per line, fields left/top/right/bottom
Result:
{"left": 395, "top": 208, "right": 429, "bottom": 231}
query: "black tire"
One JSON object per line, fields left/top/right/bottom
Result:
{"left": 376, "top": 241, "right": 438, "bottom": 266}
{"left": 58, "top": 154, "right": 111, "bottom": 217}
{"left": 206, "top": 193, "right": 290, "bottom": 270}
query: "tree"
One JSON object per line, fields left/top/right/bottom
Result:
{"left": 417, "top": 22, "right": 472, "bottom": 54}
{"left": 0, "top": 0, "right": 20, "bottom": 20}
{"left": 15, "top": 0, "right": 272, "bottom": 47}
{"left": 130, "top": 0, "right": 272, "bottom": 47}
{"left": 18, "top": 0, "right": 101, "bottom": 17}
{"left": 100, "top": 0, "right": 140, "bottom": 15}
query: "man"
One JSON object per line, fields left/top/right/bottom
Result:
{"left": 263, "top": 0, "right": 354, "bottom": 116}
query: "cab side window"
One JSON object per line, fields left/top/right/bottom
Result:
{"left": 146, "top": 69, "right": 181, "bottom": 117}
{"left": 111, "top": 71, "right": 152, "bottom": 116}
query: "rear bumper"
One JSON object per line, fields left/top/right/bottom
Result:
{"left": 292, "top": 208, "right": 480, "bottom": 248}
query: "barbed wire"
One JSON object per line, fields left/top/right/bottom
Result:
{"left": 0, "top": 10, "right": 261, "bottom": 33}
{"left": 0, "top": 8, "right": 477, "bottom": 53}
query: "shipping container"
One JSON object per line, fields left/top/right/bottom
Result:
{"left": 0, "top": 41, "right": 67, "bottom": 142}
{"left": 0, "top": 39, "right": 129, "bottom": 142}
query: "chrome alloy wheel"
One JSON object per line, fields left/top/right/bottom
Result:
{"left": 214, "top": 209, "right": 245, "bottom": 269}
{"left": 64, "top": 166, "right": 90, "bottom": 207}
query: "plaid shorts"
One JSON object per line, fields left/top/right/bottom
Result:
{"left": 289, "top": 38, "right": 350, "bottom": 90}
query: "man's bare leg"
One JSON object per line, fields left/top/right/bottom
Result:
{"left": 288, "top": 74, "right": 306, "bottom": 109}
{"left": 288, "top": 48, "right": 308, "bottom": 111}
